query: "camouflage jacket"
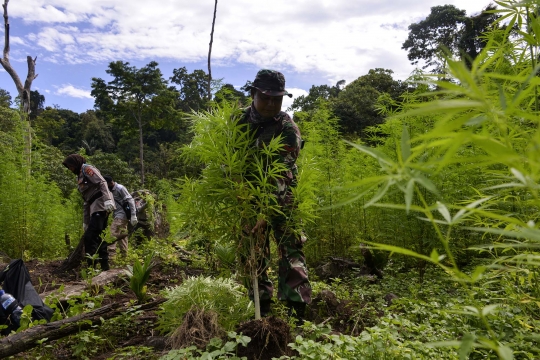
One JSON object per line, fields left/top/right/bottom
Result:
{"left": 239, "top": 104, "right": 302, "bottom": 208}
{"left": 78, "top": 164, "right": 115, "bottom": 224}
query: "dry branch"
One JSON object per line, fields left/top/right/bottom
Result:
{"left": 0, "top": 298, "right": 165, "bottom": 358}
{"left": 0, "top": 0, "right": 37, "bottom": 114}
{"left": 207, "top": 0, "right": 217, "bottom": 100}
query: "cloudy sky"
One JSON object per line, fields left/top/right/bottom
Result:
{"left": 0, "top": 0, "right": 489, "bottom": 113}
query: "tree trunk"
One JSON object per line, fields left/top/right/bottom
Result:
{"left": 0, "top": 299, "right": 165, "bottom": 358}
{"left": 139, "top": 111, "right": 145, "bottom": 186}
{"left": 207, "top": 0, "right": 218, "bottom": 101}
{"left": 0, "top": 0, "right": 37, "bottom": 174}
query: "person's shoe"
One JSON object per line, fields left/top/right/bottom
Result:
{"left": 260, "top": 299, "right": 272, "bottom": 317}
{"left": 101, "top": 262, "right": 110, "bottom": 271}
{"left": 287, "top": 301, "right": 306, "bottom": 326}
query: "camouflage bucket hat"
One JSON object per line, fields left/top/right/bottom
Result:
{"left": 248, "top": 69, "right": 293, "bottom": 98}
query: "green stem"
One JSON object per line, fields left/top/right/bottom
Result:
{"left": 414, "top": 186, "right": 458, "bottom": 270}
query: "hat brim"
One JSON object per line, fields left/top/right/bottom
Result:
{"left": 248, "top": 86, "right": 293, "bottom": 98}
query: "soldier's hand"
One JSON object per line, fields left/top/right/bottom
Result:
{"left": 83, "top": 223, "right": 88, "bottom": 232}
{"left": 130, "top": 216, "right": 138, "bottom": 227}
{"left": 104, "top": 200, "right": 115, "bottom": 213}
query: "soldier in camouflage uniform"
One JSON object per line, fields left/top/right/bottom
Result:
{"left": 240, "top": 69, "right": 312, "bottom": 321}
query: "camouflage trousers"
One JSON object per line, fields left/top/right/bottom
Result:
{"left": 243, "top": 214, "right": 312, "bottom": 305}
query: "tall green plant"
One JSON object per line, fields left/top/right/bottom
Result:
{"left": 0, "top": 107, "right": 69, "bottom": 259}
{"left": 342, "top": 2, "right": 540, "bottom": 357}
{"left": 179, "top": 103, "right": 311, "bottom": 319}
{"left": 298, "top": 102, "right": 375, "bottom": 260}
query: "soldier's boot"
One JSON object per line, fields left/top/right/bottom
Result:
{"left": 287, "top": 301, "right": 306, "bottom": 326}
{"left": 260, "top": 299, "right": 272, "bottom": 317}
{"left": 100, "top": 259, "right": 110, "bottom": 271}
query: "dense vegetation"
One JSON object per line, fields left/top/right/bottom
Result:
{"left": 0, "top": 1, "right": 539, "bottom": 359}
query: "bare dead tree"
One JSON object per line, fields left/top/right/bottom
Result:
{"left": 207, "top": 0, "right": 218, "bottom": 100}
{"left": 0, "top": 0, "right": 37, "bottom": 173}
{"left": 0, "top": 0, "right": 37, "bottom": 115}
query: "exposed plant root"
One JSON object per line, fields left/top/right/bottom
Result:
{"left": 168, "top": 306, "right": 225, "bottom": 350}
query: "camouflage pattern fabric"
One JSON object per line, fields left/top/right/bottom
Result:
{"left": 240, "top": 105, "right": 312, "bottom": 305}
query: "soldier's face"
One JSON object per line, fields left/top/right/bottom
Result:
{"left": 252, "top": 90, "right": 283, "bottom": 118}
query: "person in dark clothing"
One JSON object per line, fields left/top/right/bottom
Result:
{"left": 62, "top": 154, "right": 115, "bottom": 270}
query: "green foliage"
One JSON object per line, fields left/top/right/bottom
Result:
{"left": 340, "top": 1, "right": 540, "bottom": 357}
{"left": 170, "top": 67, "right": 210, "bottom": 112}
{"left": 160, "top": 332, "right": 250, "bottom": 360}
{"left": 107, "top": 346, "right": 157, "bottom": 360}
{"left": 124, "top": 252, "right": 155, "bottom": 303}
{"left": 402, "top": 4, "right": 500, "bottom": 73}
{"left": 71, "top": 329, "right": 107, "bottom": 359}
{"left": 178, "top": 101, "right": 317, "bottom": 317}
{"left": 298, "top": 102, "right": 370, "bottom": 260}
{"left": 157, "top": 276, "right": 253, "bottom": 334}
{"left": 0, "top": 111, "right": 71, "bottom": 259}
{"left": 332, "top": 68, "right": 408, "bottom": 135}
{"left": 91, "top": 60, "right": 178, "bottom": 185}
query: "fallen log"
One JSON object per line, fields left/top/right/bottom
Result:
{"left": 40, "top": 268, "right": 126, "bottom": 303}
{"left": 0, "top": 298, "right": 165, "bottom": 359}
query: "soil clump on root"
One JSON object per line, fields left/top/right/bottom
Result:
{"left": 168, "top": 306, "right": 225, "bottom": 350}
{"left": 236, "top": 316, "right": 293, "bottom": 360}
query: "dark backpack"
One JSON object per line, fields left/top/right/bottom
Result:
{"left": 0, "top": 259, "right": 53, "bottom": 330}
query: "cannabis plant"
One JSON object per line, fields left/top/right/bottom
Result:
{"left": 179, "top": 103, "right": 312, "bottom": 319}
{"left": 157, "top": 276, "right": 252, "bottom": 333}
{"left": 342, "top": 1, "right": 540, "bottom": 357}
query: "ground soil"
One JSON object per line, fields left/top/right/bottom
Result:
{"left": 1, "top": 257, "right": 201, "bottom": 359}
{"left": 0, "top": 256, "right": 382, "bottom": 359}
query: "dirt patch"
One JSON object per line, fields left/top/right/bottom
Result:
{"left": 235, "top": 316, "right": 293, "bottom": 360}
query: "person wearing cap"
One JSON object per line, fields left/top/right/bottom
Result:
{"left": 103, "top": 175, "right": 137, "bottom": 257}
{"left": 239, "top": 69, "right": 312, "bottom": 322}
{"left": 62, "top": 154, "right": 115, "bottom": 271}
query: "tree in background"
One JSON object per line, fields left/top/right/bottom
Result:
{"left": 402, "top": 4, "right": 499, "bottom": 73}
{"left": 458, "top": 4, "right": 500, "bottom": 68}
{"left": 33, "top": 106, "right": 65, "bottom": 146}
{"left": 214, "top": 83, "right": 248, "bottom": 106}
{"left": 331, "top": 69, "right": 406, "bottom": 136}
{"left": 91, "top": 61, "right": 171, "bottom": 185}
{"left": 170, "top": 67, "right": 210, "bottom": 112}
{"left": 80, "top": 110, "right": 115, "bottom": 153}
{"left": 0, "top": 88, "right": 11, "bottom": 108}
{"left": 288, "top": 80, "right": 345, "bottom": 113}
{"left": 402, "top": 5, "right": 467, "bottom": 73}
{"left": 29, "top": 90, "right": 45, "bottom": 120}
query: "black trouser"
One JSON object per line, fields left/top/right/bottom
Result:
{"left": 84, "top": 211, "right": 109, "bottom": 270}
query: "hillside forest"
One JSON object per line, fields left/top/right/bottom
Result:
{"left": 0, "top": 1, "right": 539, "bottom": 359}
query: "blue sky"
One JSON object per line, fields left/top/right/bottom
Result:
{"left": 0, "top": 0, "right": 488, "bottom": 114}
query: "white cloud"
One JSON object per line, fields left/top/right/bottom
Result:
{"left": 282, "top": 87, "right": 309, "bottom": 114}
{"left": 56, "top": 84, "right": 92, "bottom": 99}
{"left": 7, "top": 0, "right": 490, "bottom": 86}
